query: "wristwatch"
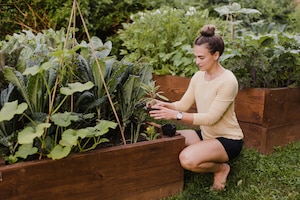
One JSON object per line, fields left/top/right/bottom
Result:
{"left": 176, "top": 111, "right": 183, "bottom": 120}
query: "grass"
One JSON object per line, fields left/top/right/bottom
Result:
{"left": 165, "top": 141, "right": 300, "bottom": 200}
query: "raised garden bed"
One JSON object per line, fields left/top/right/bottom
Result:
{"left": 0, "top": 135, "right": 185, "bottom": 200}
{"left": 235, "top": 87, "right": 300, "bottom": 153}
{"left": 153, "top": 74, "right": 300, "bottom": 154}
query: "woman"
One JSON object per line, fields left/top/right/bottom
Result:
{"left": 149, "top": 24, "right": 244, "bottom": 190}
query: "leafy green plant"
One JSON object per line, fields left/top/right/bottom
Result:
{"left": 116, "top": 4, "right": 299, "bottom": 88}
{"left": 235, "top": 0, "right": 295, "bottom": 28}
{"left": 289, "top": 3, "right": 300, "bottom": 33}
{"left": 221, "top": 32, "right": 300, "bottom": 88}
{"left": 0, "top": 0, "right": 204, "bottom": 41}
{"left": 114, "top": 62, "right": 153, "bottom": 144}
{"left": 0, "top": 101, "right": 28, "bottom": 163}
{"left": 214, "top": 2, "right": 261, "bottom": 39}
{"left": 117, "top": 6, "right": 223, "bottom": 77}
{"left": 141, "top": 125, "right": 160, "bottom": 141}
{"left": 141, "top": 80, "right": 169, "bottom": 107}
{"left": 248, "top": 20, "right": 287, "bottom": 35}
{"left": 0, "top": 26, "right": 155, "bottom": 164}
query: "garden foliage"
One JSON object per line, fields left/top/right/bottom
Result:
{"left": 222, "top": 32, "right": 300, "bottom": 88}
{"left": 0, "top": 0, "right": 299, "bottom": 164}
{"left": 117, "top": 6, "right": 223, "bottom": 77}
{"left": 116, "top": 3, "right": 300, "bottom": 88}
{"left": 0, "top": 0, "right": 204, "bottom": 41}
{"left": 1, "top": 0, "right": 296, "bottom": 41}
{"left": 0, "top": 29, "right": 153, "bottom": 164}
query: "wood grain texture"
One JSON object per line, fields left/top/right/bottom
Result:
{"left": 0, "top": 136, "right": 185, "bottom": 200}
{"left": 153, "top": 74, "right": 196, "bottom": 113}
{"left": 236, "top": 87, "right": 300, "bottom": 127}
{"left": 241, "top": 122, "right": 300, "bottom": 154}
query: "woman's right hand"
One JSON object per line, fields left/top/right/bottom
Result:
{"left": 146, "top": 99, "right": 164, "bottom": 108}
{"left": 146, "top": 99, "right": 176, "bottom": 111}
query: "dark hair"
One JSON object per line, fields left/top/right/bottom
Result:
{"left": 194, "top": 24, "right": 224, "bottom": 56}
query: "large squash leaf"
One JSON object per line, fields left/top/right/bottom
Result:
{"left": 47, "top": 145, "right": 71, "bottom": 160}
{"left": 51, "top": 112, "right": 79, "bottom": 127}
{"left": 0, "top": 100, "right": 28, "bottom": 122}
{"left": 18, "top": 123, "right": 51, "bottom": 144}
{"left": 60, "top": 81, "right": 94, "bottom": 96}
{"left": 15, "top": 143, "right": 38, "bottom": 159}
{"left": 93, "top": 120, "right": 118, "bottom": 137}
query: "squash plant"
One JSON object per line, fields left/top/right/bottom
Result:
{"left": 0, "top": 29, "right": 154, "bottom": 164}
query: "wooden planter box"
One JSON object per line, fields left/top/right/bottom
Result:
{"left": 0, "top": 135, "right": 185, "bottom": 200}
{"left": 235, "top": 87, "right": 300, "bottom": 154}
{"left": 153, "top": 74, "right": 300, "bottom": 154}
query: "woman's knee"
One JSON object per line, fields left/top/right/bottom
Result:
{"left": 179, "top": 149, "right": 198, "bottom": 170}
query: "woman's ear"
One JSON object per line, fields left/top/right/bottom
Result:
{"left": 214, "top": 51, "right": 220, "bottom": 60}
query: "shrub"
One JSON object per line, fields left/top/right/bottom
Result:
{"left": 116, "top": 6, "right": 224, "bottom": 77}
{"left": 0, "top": 0, "right": 204, "bottom": 41}
{"left": 221, "top": 32, "right": 300, "bottom": 88}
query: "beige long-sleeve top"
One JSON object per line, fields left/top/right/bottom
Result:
{"left": 173, "top": 70, "right": 244, "bottom": 140}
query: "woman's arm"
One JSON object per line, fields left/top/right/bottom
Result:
{"left": 149, "top": 77, "right": 238, "bottom": 126}
{"left": 148, "top": 73, "right": 198, "bottom": 124}
{"left": 149, "top": 105, "right": 195, "bottom": 124}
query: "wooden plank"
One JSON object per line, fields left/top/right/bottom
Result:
{"left": 239, "top": 122, "right": 267, "bottom": 153}
{"left": 264, "top": 123, "right": 300, "bottom": 154}
{"left": 0, "top": 136, "right": 185, "bottom": 200}
{"left": 153, "top": 74, "right": 197, "bottom": 113}
{"left": 236, "top": 87, "right": 300, "bottom": 128}
{"left": 240, "top": 121, "right": 300, "bottom": 154}
{"left": 235, "top": 88, "right": 266, "bottom": 126}
{"left": 153, "top": 74, "right": 190, "bottom": 102}
{"left": 263, "top": 88, "right": 300, "bottom": 128}
{"left": 286, "top": 88, "right": 300, "bottom": 123}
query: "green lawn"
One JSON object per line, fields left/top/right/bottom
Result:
{"left": 166, "top": 141, "right": 300, "bottom": 200}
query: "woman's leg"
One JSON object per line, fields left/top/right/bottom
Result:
{"left": 177, "top": 129, "right": 201, "bottom": 146}
{"left": 178, "top": 131, "right": 230, "bottom": 190}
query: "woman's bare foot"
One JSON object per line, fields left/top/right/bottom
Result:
{"left": 212, "top": 163, "right": 230, "bottom": 190}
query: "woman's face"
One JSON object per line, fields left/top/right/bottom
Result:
{"left": 194, "top": 44, "right": 219, "bottom": 72}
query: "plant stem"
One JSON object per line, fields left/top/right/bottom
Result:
{"left": 52, "top": 96, "right": 68, "bottom": 114}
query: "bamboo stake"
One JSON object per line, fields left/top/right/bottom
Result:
{"left": 75, "top": 0, "right": 126, "bottom": 145}
{"left": 39, "top": 1, "right": 78, "bottom": 159}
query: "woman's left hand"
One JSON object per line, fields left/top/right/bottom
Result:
{"left": 148, "top": 105, "right": 177, "bottom": 120}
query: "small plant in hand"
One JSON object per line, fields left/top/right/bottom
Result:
{"left": 141, "top": 126, "right": 160, "bottom": 141}
{"left": 141, "top": 81, "right": 169, "bottom": 110}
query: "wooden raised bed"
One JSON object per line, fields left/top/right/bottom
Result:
{"left": 0, "top": 135, "right": 185, "bottom": 200}
{"left": 153, "top": 74, "right": 300, "bottom": 154}
{"left": 235, "top": 87, "right": 300, "bottom": 153}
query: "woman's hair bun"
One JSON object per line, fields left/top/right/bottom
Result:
{"left": 200, "top": 24, "right": 216, "bottom": 37}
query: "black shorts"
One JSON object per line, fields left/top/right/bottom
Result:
{"left": 195, "top": 130, "right": 243, "bottom": 161}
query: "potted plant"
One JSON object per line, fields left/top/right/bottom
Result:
{"left": 0, "top": 3, "right": 185, "bottom": 198}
